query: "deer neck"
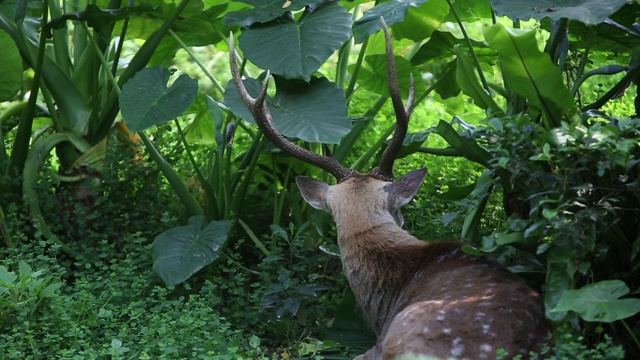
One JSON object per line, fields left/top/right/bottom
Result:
{"left": 334, "top": 218, "right": 426, "bottom": 334}
{"left": 335, "top": 218, "right": 417, "bottom": 254}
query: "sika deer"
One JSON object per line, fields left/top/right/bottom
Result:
{"left": 229, "top": 19, "right": 549, "bottom": 360}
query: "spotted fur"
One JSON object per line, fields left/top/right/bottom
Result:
{"left": 296, "top": 169, "right": 549, "bottom": 360}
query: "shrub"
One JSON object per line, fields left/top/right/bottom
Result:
{"left": 0, "top": 237, "right": 277, "bottom": 359}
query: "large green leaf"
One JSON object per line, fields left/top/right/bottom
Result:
{"left": 443, "top": 0, "right": 492, "bottom": 23}
{"left": 389, "top": 0, "right": 449, "bottom": 42}
{"left": 491, "top": 0, "right": 628, "bottom": 25}
{"left": 223, "top": 0, "right": 318, "bottom": 27}
{"left": 0, "top": 30, "right": 21, "bottom": 101}
{"left": 353, "top": 0, "right": 425, "bottom": 44}
{"left": 120, "top": 67, "right": 198, "bottom": 133}
{"left": 454, "top": 45, "right": 504, "bottom": 115}
{"left": 239, "top": 2, "right": 352, "bottom": 81}
{"left": 551, "top": 280, "right": 640, "bottom": 322}
{"left": 350, "top": 54, "right": 421, "bottom": 98}
{"left": 224, "top": 75, "right": 351, "bottom": 144}
{"left": 544, "top": 249, "right": 575, "bottom": 321}
{"left": 483, "top": 24, "right": 577, "bottom": 127}
{"left": 185, "top": 95, "right": 224, "bottom": 146}
{"left": 153, "top": 216, "right": 234, "bottom": 286}
{"left": 412, "top": 30, "right": 489, "bottom": 65}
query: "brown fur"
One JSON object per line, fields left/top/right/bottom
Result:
{"left": 297, "top": 171, "right": 549, "bottom": 360}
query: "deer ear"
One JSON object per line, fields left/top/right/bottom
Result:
{"left": 296, "top": 176, "right": 329, "bottom": 211}
{"left": 386, "top": 168, "right": 427, "bottom": 207}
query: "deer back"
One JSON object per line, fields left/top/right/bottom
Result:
{"left": 297, "top": 170, "right": 549, "bottom": 359}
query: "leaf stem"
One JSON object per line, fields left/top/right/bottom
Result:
{"left": 169, "top": 29, "right": 225, "bottom": 96}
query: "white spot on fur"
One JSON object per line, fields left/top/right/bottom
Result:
{"left": 482, "top": 324, "right": 491, "bottom": 334}
{"left": 443, "top": 328, "right": 452, "bottom": 335}
{"left": 480, "top": 344, "right": 492, "bottom": 352}
{"left": 422, "top": 326, "right": 430, "bottom": 334}
{"left": 476, "top": 312, "right": 486, "bottom": 320}
{"left": 451, "top": 336, "right": 464, "bottom": 357}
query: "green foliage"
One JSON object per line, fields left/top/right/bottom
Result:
{"left": 494, "top": 329, "right": 626, "bottom": 360}
{"left": 471, "top": 116, "right": 640, "bottom": 322}
{"left": 552, "top": 280, "right": 640, "bottom": 322}
{"left": 0, "top": 239, "right": 276, "bottom": 360}
{"left": 0, "top": 31, "right": 21, "bottom": 102}
{"left": 120, "top": 67, "right": 199, "bottom": 133}
{"left": 483, "top": 24, "right": 578, "bottom": 127}
{"left": 0, "top": 260, "right": 62, "bottom": 327}
{"left": 0, "top": 0, "right": 195, "bottom": 253}
{"left": 353, "top": 0, "right": 448, "bottom": 43}
{"left": 152, "top": 216, "right": 233, "bottom": 286}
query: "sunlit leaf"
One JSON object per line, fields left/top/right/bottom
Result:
{"left": 444, "top": 0, "right": 492, "bottom": 23}
{"left": 390, "top": 0, "right": 449, "bottom": 42}
{"left": 353, "top": 0, "right": 426, "bottom": 43}
{"left": 454, "top": 45, "right": 504, "bottom": 115}
{"left": 552, "top": 280, "right": 640, "bottom": 322}
{"left": 483, "top": 24, "right": 577, "bottom": 128}
{"left": 184, "top": 96, "right": 223, "bottom": 145}
{"left": 350, "top": 54, "right": 421, "bottom": 98}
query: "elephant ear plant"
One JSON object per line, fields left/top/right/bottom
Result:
{"left": 121, "top": 1, "right": 356, "bottom": 285}
{"left": 0, "top": 0, "right": 193, "bottom": 253}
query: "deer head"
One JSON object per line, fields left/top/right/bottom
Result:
{"left": 229, "top": 17, "right": 548, "bottom": 360}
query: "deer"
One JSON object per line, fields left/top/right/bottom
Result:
{"left": 229, "top": 19, "right": 549, "bottom": 360}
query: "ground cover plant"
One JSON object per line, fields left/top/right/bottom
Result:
{"left": 1, "top": 0, "right": 639, "bottom": 358}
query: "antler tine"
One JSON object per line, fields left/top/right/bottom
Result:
{"left": 228, "top": 34, "right": 353, "bottom": 182}
{"left": 371, "top": 17, "right": 416, "bottom": 182}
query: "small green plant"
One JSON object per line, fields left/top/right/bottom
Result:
{"left": 494, "top": 329, "right": 625, "bottom": 360}
{"left": 0, "top": 237, "right": 279, "bottom": 359}
{"left": 0, "top": 260, "right": 61, "bottom": 326}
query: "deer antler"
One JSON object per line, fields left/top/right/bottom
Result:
{"left": 229, "top": 34, "right": 353, "bottom": 183}
{"left": 371, "top": 17, "right": 416, "bottom": 182}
